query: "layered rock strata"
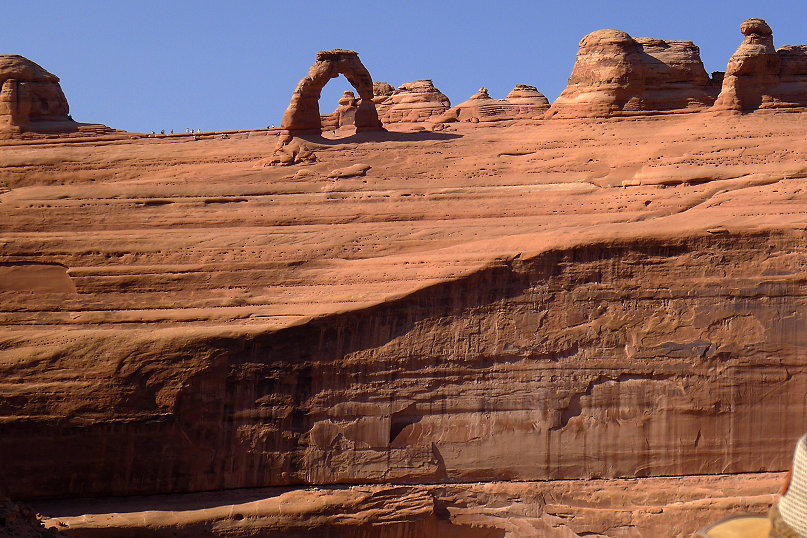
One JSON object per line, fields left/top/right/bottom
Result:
{"left": 0, "top": 55, "right": 76, "bottom": 135}
{"left": 4, "top": 225, "right": 807, "bottom": 499}
{"left": 372, "top": 81, "right": 395, "bottom": 104}
{"left": 280, "top": 49, "right": 383, "bottom": 134}
{"left": 714, "top": 18, "right": 807, "bottom": 111}
{"left": 374, "top": 79, "right": 451, "bottom": 123}
{"left": 436, "top": 84, "right": 549, "bottom": 123}
{"left": 547, "top": 29, "right": 720, "bottom": 118}
{"left": 3, "top": 106, "right": 807, "bottom": 534}
{"left": 36, "top": 474, "right": 781, "bottom": 537}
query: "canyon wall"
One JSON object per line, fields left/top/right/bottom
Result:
{"left": 3, "top": 230, "right": 806, "bottom": 499}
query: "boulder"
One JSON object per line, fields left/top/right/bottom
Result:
{"left": 436, "top": 84, "right": 550, "bottom": 123}
{"left": 714, "top": 18, "right": 807, "bottom": 111}
{"left": 547, "top": 29, "right": 719, "bottom": 118}
{"left": 375, "top": 80, "right": 451, "bottom": 124}
{"left": 0, "top": 55, "right": 76, "bottom": 133}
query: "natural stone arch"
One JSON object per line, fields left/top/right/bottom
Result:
{"left": 280, "top": 49, "right": 384, "bottom": 134}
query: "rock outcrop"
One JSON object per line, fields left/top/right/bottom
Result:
{"left": 372, "top": 81, "right": 395, "bottom": 104}
{"left": 36, "top": 474, "right": 781, "bottom": 537}
{"left": 436, "top": 84, "right": 549, "bottom": 123}
{"left": 0, "top": 55, "right": 76, "bottom": 134}
{"left": 6, "top": 34, "right": 807, "bottom": 537}
{"left": 320, "top": 90, "right": 358, "bottom": 131}
{"left": 714, "top": 18, "right": 807, "bottom": 111}
{"left": 280, "top": 49, "right": 383, "bottom": 134}
{"left": 374, "top": 79, "right": 451, "bottom": 124}
{"left": 547, "top": 29, "right": 720, "bottom": 118}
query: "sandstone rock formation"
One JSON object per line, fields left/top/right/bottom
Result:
{"left": 714, "top": 18, "right": 807, "bottom": 111}
{"left": 547, "top": 29, "right": 720, "bottom": 118}
{"left": 6, "top": 27, "right": 807, "bottom": 538}
{"left": 280, "top": 49, "right": 383, "bottom": 134}
{"left": 773, "top": 45, "right": 807, "bottom": 108}
{"left": 320, "top": 90, "right": 358, "bottom": 131}
{"left": 436, "top": 84, "right": 549, "bottom": 123}
{"left": 372, "top": 81, "right": 395, "bottom": 104}
{"left": 0, "top": 55, "right": 76, "bottom": 134}
{"left": 374, "top": 79, "right": 451, "bottom": 123}
{"left": 36, "top": 474, "right": 781, "bottom": 537}
{"left": 3, "top": 113, "right": 807, "bottom": 521}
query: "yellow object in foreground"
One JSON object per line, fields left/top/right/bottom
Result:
{"left": 697, "top": 516, "right": 771, "bottom": 537}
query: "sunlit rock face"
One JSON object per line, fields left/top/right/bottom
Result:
{"left": 714, "top": 18, "right": 807, "bottom": 111}
{"left": 0, "top": 54, "right": 75, "bottom": 133}
{"left": 435, "top": 85, "right": 550, "bottom": 123}
{"left": 548, "top": 29, "right": 720, "bottom": 118}
{"left": 374, "top": 79, "right": 451, "bottom": 123}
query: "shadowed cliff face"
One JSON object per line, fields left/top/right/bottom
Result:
{"left": 3, "top": 230, "right": 806, "bottom": 499}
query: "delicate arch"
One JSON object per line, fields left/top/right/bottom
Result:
{"left": 280, "top": 49, "right": 384, "bottom": 134}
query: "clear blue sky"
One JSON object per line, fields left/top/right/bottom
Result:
{"left": 2, "top": 1, "right": 806, "bottom": 133}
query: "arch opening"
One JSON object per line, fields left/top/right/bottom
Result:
{"left": 280, "top": 49, "right": 384, "bottom": 135}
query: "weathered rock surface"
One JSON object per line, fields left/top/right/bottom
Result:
{"left": 436, "top": 84, "right": 549, "bottom": 123}
{"left": 374, "top": 79, "right": 451, "bottom": 123}
{"left": 280, "top": 49, "right": 383, "bottom": 134}
{"left": 0, "top": 55, "right": 114, "bottom": 139}
{"left": 714, "top": 18, "right": 807, "bottom": 111}
{"left": 320, "top": 90, "right": 358, "bottom": 131}
{"left": 0, "top": 55, "right": 75, "bottom": 135}
{"left": 35, "top": 474, "right": 781, "bottom": 537}
{"left": 372, "top": 81, "right": 395, "bottom": 104}
{"left": 547, "top": 29, "right": 720, "bottom": 118}
{"left": 3, "top": 111, "right": 807, "bottom": 534}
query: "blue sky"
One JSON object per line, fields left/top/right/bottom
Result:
{"left": 2, "top": 1, "right": 806, "bottom": 133}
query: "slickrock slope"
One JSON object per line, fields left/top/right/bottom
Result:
{"left": 3, "top": 111, "right": 807, "bottom": 535}
{"left": 547, "top": 29, "right": 720, "bottom": 118}
{"left": 714, "top": 18, "right": 807, "bottom": 111}
{"left": 374, "top": 79, "right": 451, "bottom": 124}
{"left": 436, "top": 85, "right": 549, "bottom": 123}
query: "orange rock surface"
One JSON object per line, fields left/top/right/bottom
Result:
{"left": 548, "top": 29, "right": 721, "bottom": 118}
{"left": 2, "top": 108, "right": 807, "bottom": 536}
{"left": 714, "top": 18, "right": 807, "bottom": 112}
{"left": 374, "top": 79, "right": 451, "bottom": 124}
{"left": 0, "top": 55, "right": 111, "bottom": 139}
{"left": 35, "top": 474, "right": 782, "bottom": 537}
{"left": 436, "top": 85, "right": 549, "bottom": 123}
